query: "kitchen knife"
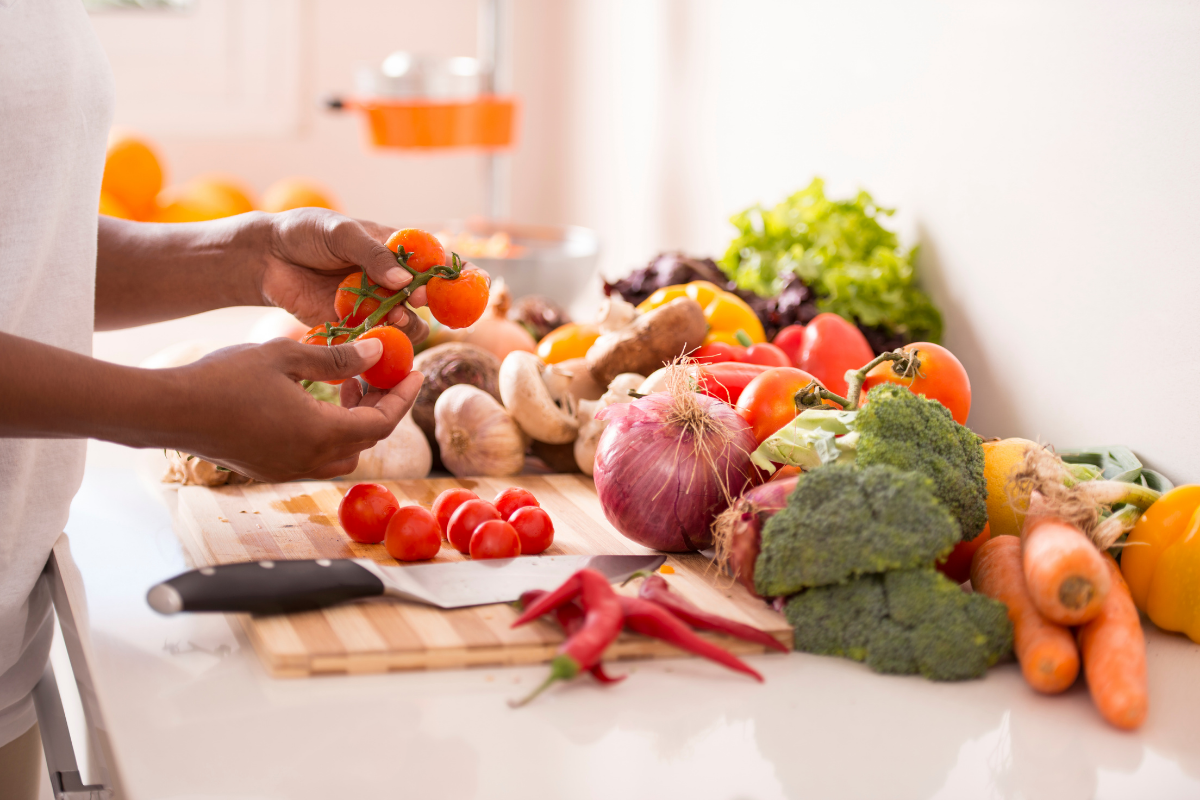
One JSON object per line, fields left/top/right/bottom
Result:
{"left": 146, "top": 554, "right": 666, "bottom": 616}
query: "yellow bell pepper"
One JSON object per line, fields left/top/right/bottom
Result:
{"left": 536, "top": 322, "right": 600, "bottom": 364}
{"left": 684, "top": 280, "right": 722, "bottom": 308}
{"left": 1121, "top": 485, "right": 1200, "bottom": 643}
{"left": 704, "top": 292, "right": 766, "bottom": 344}
{"left": 636, "top": 286, "right": 688, "bottom": 314}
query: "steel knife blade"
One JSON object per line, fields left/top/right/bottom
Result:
{"left": 147, "top": 554, "right": 666, "bottom": 616}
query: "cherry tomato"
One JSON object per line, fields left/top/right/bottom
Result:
{"left": 736, "top": 367, "right": 831, "bottom": 445}
{"left": 385, "top": 505, "right": 442, "bottom": 561}
{"left": 334, "top": 271, "right": 395, "bottom": 328}
{"left": 338, "top": 483, "right": 399, "bottom": 544}
{"left": 509, "top": 506, "right": 554, "bottom": 555}
{"left": 799, "top": 313, "right": 874, "bottom": 397}
{"left": 693, "top": 341, "right": 740, "bottom": 364}
{"left": 357, "top": 325, "right": 413, "bottom": 389}
{"left": 385, "top": 228, "right": 446, "bottom": 273}
{"left": 447, "top": 499, "right": 501, "bottom": 553}
{"left": 937, "top": 523, "right": 991, "bottom": 584}
{"left": 741, "top": 342, "right": 791, "bottom": 368}
{"left": 432, "top": 488, "right": 479, "bottom": 537}
{"left": 494, "top": 487, "right": 539, "bottom": 520}
{"left": 302, "top": 324, "right": 349, "bottom": 385}
{"left": 427, "top": 268, "right": 489, "bottom": 329}
{"left": 772, "top": 324, "right": 806, "bottom": 367}
{"left": 859, "top": 342, "right": 971, "bottom": 424}
{"left": 469, "top": 520, "right": 521, "bottom": 559}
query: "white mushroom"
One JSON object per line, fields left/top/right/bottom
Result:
{"left": 637, "top": 367, "right": 670, "bottom": 396}
{"left": 596, "top": 294, "right": 639, "bottom": 334}
{"left": 573, "top": 372, "right": 644, "bottom": 475}
{"left": 499, "top": 351, "right": 579, "bottom": 445}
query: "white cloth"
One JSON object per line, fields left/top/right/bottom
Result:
{"left": 0, "top": 0, "right": 113, "bottom": 747}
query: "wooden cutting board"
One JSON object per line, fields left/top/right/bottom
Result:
{"left": 172, "top": 474, "right": 791, "bottom": 677}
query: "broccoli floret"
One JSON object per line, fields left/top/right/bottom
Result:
{"left": 785, "top": 568, "right": 1013, "bottom": 681}
{"left": 754, "top": 463, "right": 959, "bottom": 597}
{"left": 855, "top": 383, "right": 988, "bottom": 541}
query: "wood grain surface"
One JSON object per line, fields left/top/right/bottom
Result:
{"left": 172, "top": 474, "right": 791, "bottom": 677}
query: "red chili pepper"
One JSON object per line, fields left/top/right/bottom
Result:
{"left": 618, "top": 596, "right": 764, "bottom": 682}
{"left": 511, "top": 572, "right": 583, "bottom": 627}
{"left": 518, "top": 590, "right": 625, "bottom": 684}
{"left": 637, "top": 574, "right": 789, "bottom": 653}
{"left": 692, "top": 362, "right": 771, "bottom": 404}
{"left": 511, "top": 570, "right": 624, "bottom": 706}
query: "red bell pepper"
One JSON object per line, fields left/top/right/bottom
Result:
{"left": 692, "top": 362, "right": 771, "bottom": 404}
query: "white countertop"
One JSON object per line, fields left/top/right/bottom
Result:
{"left": 62, "top": 452, "right": 1200, "bottom": 800}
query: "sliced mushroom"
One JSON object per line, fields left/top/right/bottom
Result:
{"left": 499, "top": 351, "right": 580, "bottom": 445}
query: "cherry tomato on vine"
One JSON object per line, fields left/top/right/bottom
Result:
{"left": 772, "top": 324, "right": 806, "bottom": 367}
{"left": 427, "top": 267, "right": 489, "bottom": 329}
{"left": 432, "top": 488, "right": 480, "bottom": 537}
{"left": 509, "top": 506, "right": 554, "bottom": 555}
{"left": 334, "top": 271, "right": 395, "bottom": 328}
{"left": 494, "top": 487, "right": 539, "bottom": 520}
{"left": 385, "top": 228, "right": 446, "bottom": 273}
{"left": 302, "top": 324, "right": 350, "bottom": 385}
{"left": 385, "top": 505, "right": 442, "bottom": 561}
{"left": 469, "top": 520, "right": 521, "bottom": 560}
{"left": 736, "top": 366, "right": 832, "bottom": 445}
{"left": 859, "top": 341, "right": 971, "bottom": 424}
{"left": 447, "top": 499, "right": 501, "bottom": 553}
{"left": 338, "top": 483, "right": 400, "bottom": 544}
{"left": 799, "top": 313, "right": 874, "bottom": 397}
{"left": 357, "top": 325, "right": 413, "bottom": 390}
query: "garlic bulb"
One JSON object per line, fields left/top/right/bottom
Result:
{"left": 434, "top": 384, "right": 526, "bottom": 477}
{"left": 346, "top": 412, "right": 432, "bottom": 480}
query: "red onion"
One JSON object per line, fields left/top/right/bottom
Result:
{"left": 594, "top": 389, "right": 756, "bottom": 552}
{"left": 712, "top": 476, "right": 798, "bottom": 594}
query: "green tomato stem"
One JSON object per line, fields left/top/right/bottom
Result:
{"left": 843, "top": 350, "right": 910, "bottom": 408}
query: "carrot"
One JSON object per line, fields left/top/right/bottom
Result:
{"left": 1022, "top": 514, "right": 1111, "bottom": 626}
{"left": 1077, "top": 554, "right": 1148, "bottom": 730}
{"left": 970, "top": 536, "right": 1079, "bottom": 694}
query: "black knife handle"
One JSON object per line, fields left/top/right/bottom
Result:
{"left": 147, "top": 559, "right": 385, "bottom": 616}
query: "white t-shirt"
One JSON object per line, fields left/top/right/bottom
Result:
{"left": 0, "top": 0, "right": 114, "bottom": 746}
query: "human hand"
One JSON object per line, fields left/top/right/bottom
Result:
{"left": 255, "top": 208, "right": 431, "bottom": 343}
{"left": 166, "top": 336, "right": 423, "bottom": 481}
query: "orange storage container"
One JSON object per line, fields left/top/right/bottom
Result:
{"left": 345, "top": 96, "right": 517, "bottom": 150}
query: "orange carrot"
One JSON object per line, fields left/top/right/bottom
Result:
{"left": 1077, "top": 554, "right": 1148, "bottom": 730}
{"left": 1022, "top": 515, "right": 1111, "bottom": 625}
{"left": 971, "top": 536, "right": 1079, "bottom": 694}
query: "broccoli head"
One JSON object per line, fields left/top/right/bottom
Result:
{"left": 754, "top": 463, "right": 959, "bottom": 597}
{"left": 785, "top": 568, "right": 1013, "bottom": 681}
{"left": 855, "top": 383, "right": 988, "bottom": 541}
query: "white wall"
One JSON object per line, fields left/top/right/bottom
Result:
{"left": 92, "top": 1, "right": 1200, "bottom": 480}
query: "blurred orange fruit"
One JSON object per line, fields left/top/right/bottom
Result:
{"left": 261, "top": 177, "right": 340, "bottom": 213}
{"left": 153, "top": 174, "right": 256, "bottom": 223}
{"left": 102, "top": 128, "right": 165, "bottom": 220}
{"left": 98, "top": 190, "right": 134, "bottom": 219}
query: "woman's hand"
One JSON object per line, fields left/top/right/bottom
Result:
{"left": 258, "top": 209, "right": 430, "bottom": 344}
{"left": 165, "top": 336, "right": 424, "bottom": 481}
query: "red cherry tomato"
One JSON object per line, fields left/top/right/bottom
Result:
{"left": 772, "top": 324, "right": 806, "bottom": 367}
{"left": 494, "top": 487, "right": 539, "bottom": 520}
{"left": 769, "top": 465, "right": 803, "bottom": 483}
{"left": 469, "top": 520, "right": 521, "bottom": 559}
{"left": 859, "top": 342, "right": 972, "bottom": 424}
{"left": 385, "top": 505, "right": 442, "bottom": 561}
{"left": 432, "top": 488, "right": 479, "bottom": 537}
{"left": 938, "top": 523, "right": 991, "bottom": 584}
{"left": 427, "top": 268, "right": 489, "bottom": 329}
{"left": 301, "top": 324, "right": 349, "bottom": 385}
{"left": 338, "top": 483, "right": 399, "bottom": 544}
{"left": 334, "top": 271, "right": 395, "bottom": 328}
{"left": 385, "top": 228, "right": 447, "bottom": 273}
{"left": 740, "top": 342, "right": 791, "bottom": 368}
{"left": 357, "top": 325, "right": 413, "bottom": 389}
{"left": 447, "top": 499, "right": 501, "bottom": 553}
{"left": 692, "top": 342, "right": 740, "bottom": 364}
{"left": 799, "top": 313, "right": 874, "bottom": 397}
{"left": 736, "top": 367, "right": 832, "bottom": 445}
{"left": 509, "top": 506, "right": 554, "bottom": 555}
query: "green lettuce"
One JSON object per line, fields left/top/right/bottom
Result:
{"left": 720, "top": 178, "right": 943, "bottom": 342}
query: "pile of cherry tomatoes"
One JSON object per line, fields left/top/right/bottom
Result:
{"left": 336, "top": 482, "right": 555, "bottom": 562}
{"left": 302, "top": 228, "right": 490, "bottom": 390}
